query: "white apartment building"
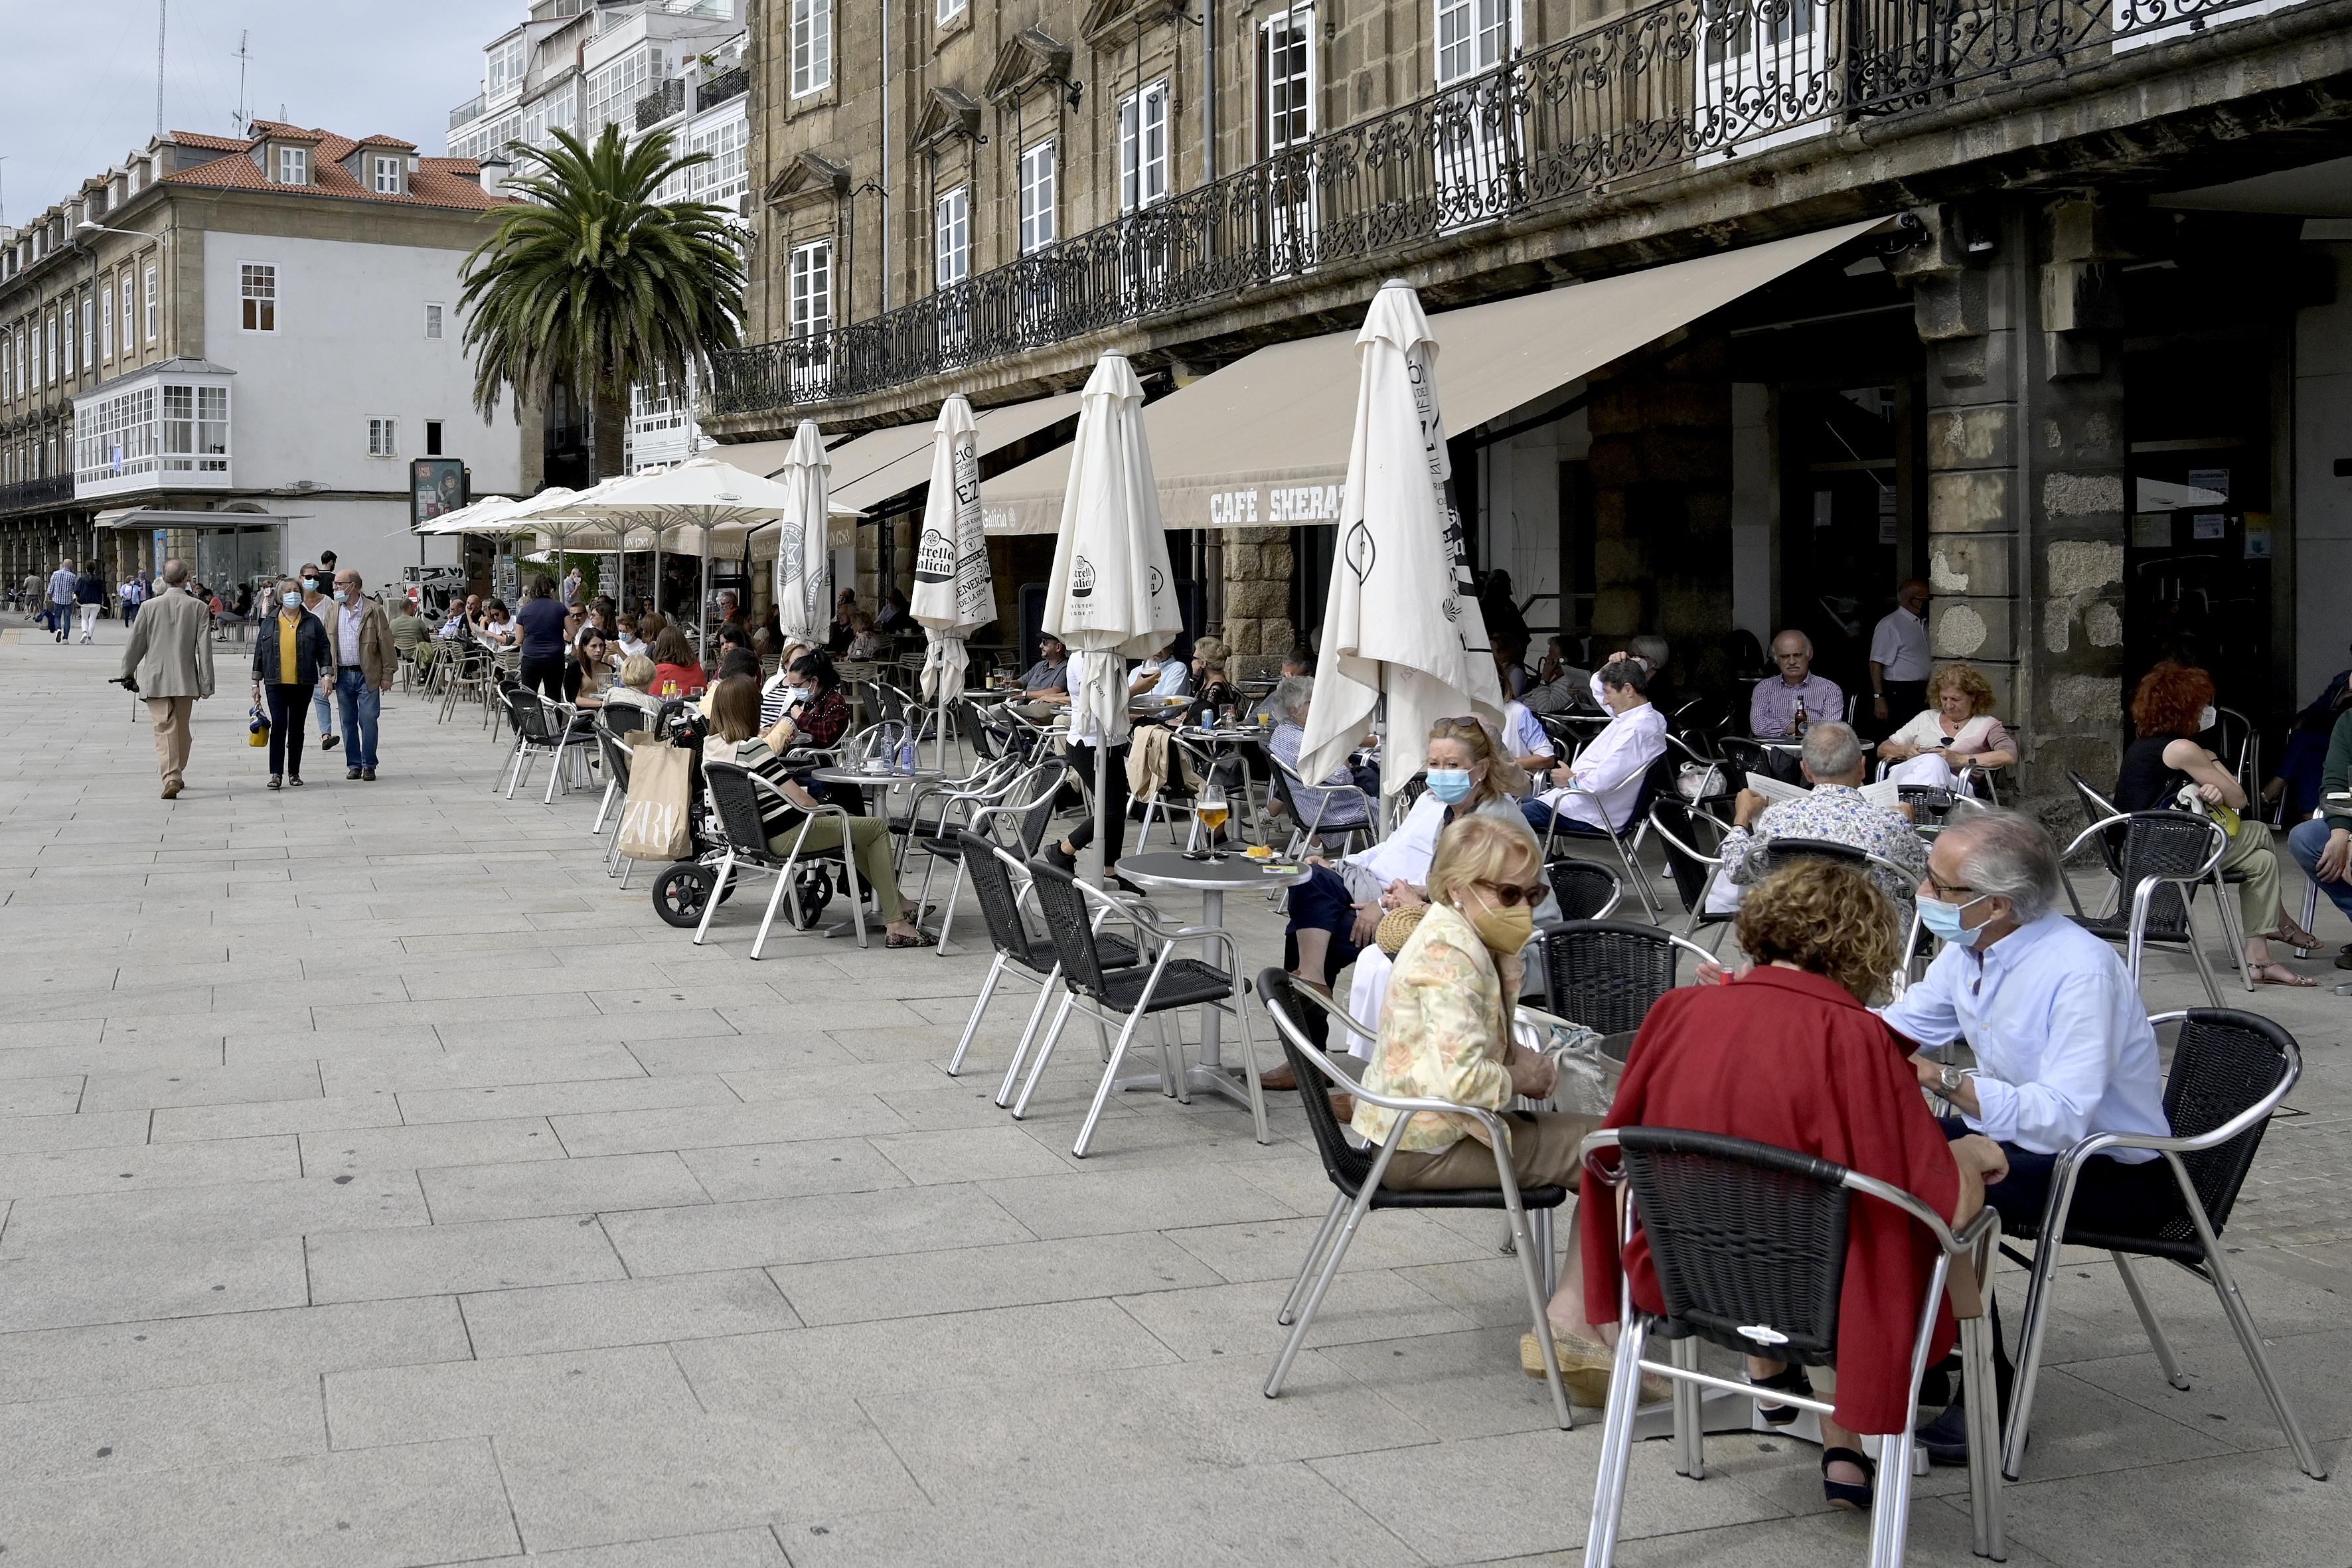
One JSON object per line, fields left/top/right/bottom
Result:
{"left": 446, "top": 0, "right": 751, "bottom": 479}
{"left": 1, "top": 123, "right": 527, "bottom": 594}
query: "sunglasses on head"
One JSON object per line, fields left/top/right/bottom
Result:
{"left": 1473, "top": 878, "right": 1549, "bottom": 907}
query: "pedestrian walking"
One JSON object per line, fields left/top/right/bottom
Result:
{"left": 252, "top": 578, "right": 331, "bottom": 790}
{"left": 118, "top": 558, "right": 217, "bottom": 799}
{"left": 328, "top": 568, "right": 396, "bottom": 780}
{"left": 46, "top": 558, "right": 77, "bottom": 643}
{"left": 74, "top": 563, "right": 106, "bottom": 643}
{"left": 297, "top": 564, "right": 338, "bottom": 750}
{"left": 121, "top": 571, "right": 147, "bottom": 626}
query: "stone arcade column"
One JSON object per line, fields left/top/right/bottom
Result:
{"left": 1894, "top": 197, "right": 2131, "bottom": 817}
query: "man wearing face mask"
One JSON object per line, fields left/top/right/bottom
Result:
{"left": 297, "top": 564, "right": 338, "bottom": 752}
{"left": 1878, "top": 809, "right": 2172, "bottom": 1466}
{"left": 329, "top": 570, "right": 396, "bottom": 780}
{"left": 1522, "top": 659, "right": 1668, "bottom": 845}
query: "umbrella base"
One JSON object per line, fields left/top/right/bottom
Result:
{"left": 1109, "top": 1063, "right": 1261, "bottom": 1113}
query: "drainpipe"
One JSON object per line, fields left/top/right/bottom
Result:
{"left": 878, "top": 0, "right": 891, "bottom": 315}
{"left": 1200, "top": 0, "right": 1215, "bottom": 184}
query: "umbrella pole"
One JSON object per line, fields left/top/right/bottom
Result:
{"left": 1091, "top": 733, "right": 1109, "bottom": 886}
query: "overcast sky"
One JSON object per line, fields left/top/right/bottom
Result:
{"left": 3, "top": 0, "right": 516, "bottom": 228}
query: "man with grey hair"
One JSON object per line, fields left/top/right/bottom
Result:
{"left": 1265, "top": 674, "right": 1375, "bottom": 840}
{"left": 1749, "top": 629, "right": 1845, "bottom": 738}
{"left": 1708, "top": 721, "right": 1922, "bottom": 914}
{"left": 118, "top": 558, "right": 216, "bottom": 799}
{"left": 1880, "top": 806, "right": 2172, "bottom": 1466}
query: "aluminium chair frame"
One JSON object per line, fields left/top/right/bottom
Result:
{"left": 946, "top": 841, "right": 1139, "bottom": 1104}
{"left": 2061, "top": 809, "right": 2231, "bottom": 1006}
{"left": 1643, "top": 800, "right": 1734, "bottom": 948}
{"left": 1998, "top": 1010, "right": 2325, "bottom": 1484}
{"left": 2071, "top": 772, "right": 2254, "bottom": 993}
{"left": 1267, "top": 751, "right": 1379, "bottom": 859}
{"left": 912, "top": 760, "right": 1063, "bottom": 957}
{"left": 694, "top": 761, "right": 868, "bottom": 955}
{"left": 1257, "top": 973, "right": 1574, "bottom": 1433}
{"left": 1578, "top": 1128, "right": 2006, "bottom": 1568}
{"left": 1539, "top": 775, "right": 1665, "bottom": 923}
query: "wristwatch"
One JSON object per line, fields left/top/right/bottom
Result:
{"left": 1936, "top": 1063, "right": 1968, "bottom": 1095}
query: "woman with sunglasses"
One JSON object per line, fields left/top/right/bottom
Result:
{"left": 1350, "top": 812, "right": 1619, "bottom": 1391}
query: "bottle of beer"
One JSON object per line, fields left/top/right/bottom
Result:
{"left": 1792, "top": 695, "right": 1809, "bottom": 738}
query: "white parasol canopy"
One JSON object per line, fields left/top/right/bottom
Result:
{"left": 1298, "top": 279, "right": 1503, "bottom": 806}
{"left": 771, "top": 422, "right": 832, "bottom": 645}
{"left": 416, "top": 495, "right": 528, "bottom": 536}
{"left": 910, "top": 395, "right": 994, "bottom": 765}
{"left": 1044, "top": 354, "right": 1184, "bottom": 876}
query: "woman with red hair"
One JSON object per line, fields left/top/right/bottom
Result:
{"left": 2118, "top": 664, "right": 2318, "bottom": 985}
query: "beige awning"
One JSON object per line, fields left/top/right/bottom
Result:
{"left": 982, "top": 220, "right": 1883, "bottom": 534}
{"left": 696, "top": 389, "right": 1085, "bottom": 518}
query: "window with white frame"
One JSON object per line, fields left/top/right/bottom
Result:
{"left": 241, "top": 264, "right": 277, "bottom": 333}
{"left": 787, "top": 240, "right": 832, "bottom": 339}
{"left": 159, "top": 384, "right": 230, "bottom": 473}
{"left": 938, "top": 0, "right": 967, "bottom": 22}
{"left": 1018, "top": 140, "right": 1057, "bottom": 254}
{"left": 1262, "top": 5, "right": 1317, "bottom": 151}
{"left": 1119, "top": 81, "right": 1171, "bottom": 212}
{"left": 75, "top": 382, "right": 157, "bottom": 484}
{"left": 791, "top": 0, "right": 832, "bottom": 96}
{"left": 62, "top": 309, "right": 74, "bottom": 378}
{"left": 1435, "top": 0, "right": 1513, "bottom": 84}
{"left": 688, "top": 117, "right": 748, "bottom": 206}
{"left": 934, "top": 185, "right": 971, "bottom": 288}
{"left": 426, "top": 303, "right": 444, "bottom": 340}
{"left": 80, "top": 298, "right": 94, "bottom": 370}
{"left": 143, "top": 266, "right": 157, "bottom": 344}
{"left": 121, "top": 275, "right": 134, "bottom": 356}
{"left": 1, "top": 335, "right": 9, "bottom": 402}
{"left": 487, "top": 36, "right": 527, "bottom": 96}
{"left": 275, "top": 145, "right": 309, "bottom": 185}
{"left": 368, "top": 418, "right": 398, "bottom": 457}
{"left": 100, "top": 289, "right": 113, "bottom": 360}
{"left": 47, "top": 319, "right": 58, "bottom": 384}
{"left": 585, "top": 48, "right": 662, "bottom": 137}
{"left": 373, "top": 156, "right": 402, "bottom": 195}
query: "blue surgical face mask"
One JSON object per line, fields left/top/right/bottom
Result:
{"left": 1425, "top": 767, "right": 1474, "bottom": 805}
{"left": 281, "top": 591, "right": 302, "bottom": 609}
{"left": 332, "top": 588, "right": 350, "bottom": 603}
{"left": 1918, "top": 892, "right": 1992, "bottom": 947}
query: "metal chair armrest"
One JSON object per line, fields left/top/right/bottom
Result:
{"left": 2060, "top": 813, "right": 2131, "bottom": 860}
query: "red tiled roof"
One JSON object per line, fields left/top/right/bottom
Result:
{"left": 159, "top": 125, "right": 515, "bottom": 212}
{"left": 353, "top": 133, "right": 420, "bottom": 151}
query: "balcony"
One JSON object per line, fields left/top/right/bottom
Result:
{"left": 698, "top": 64, "right": 748, "bottom": 111}
{"left": 635, "top": 78, "right": 687, "bottom": 131}
{"left": 449, "top": 94, "right": 487, "bottom": 131}
{"left": 0, "top": 474, "right": 73, "bottom": 516}
{"left": 711, "top": 0, "right": 2317, "bottom": 418}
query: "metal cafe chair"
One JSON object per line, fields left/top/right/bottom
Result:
{"left": 1578, "top": 1127, "right": 2005, "bottom": 1568}
{"left": 903, "top": 761, "right": 1062, "bottom": 957}
{"left": 2069, "top": 771, "right": 2252, "bottom": 992}
{"left": 1257, "top": 969, "right": 1575, "bottom": 1433}
{"left": 1537, "top": 920, "right": 1717, "bottom": 1037}
{"left": 2061, "top": 807, "right": 2232, "bottom": 1006}
{"left": 1265, "top": 753, "right": 1379, "bottom": 859}
{"left": 1536, "top": 755, "right": 1674, "bottom": 923}
{"left": 695, "top": 760, "right": 867, "bottom": 955}
{"left": 1644, "top": 798, "right": 1735, "bottom": 947}
{"left": 497, "top": 688, "right": 590, "bottom": 805}
{"left": 1543, "top": 856, "right": 1623, "bottom": 922}
{"left": 943, "top": 837, "right": 1140, "bottom": 1093}
{"left": 1017, "top": 855, "right": 1267, "bottom": 1156}
{"left": 1999, "top": 1008, "right": 2325, "bottom": 1484}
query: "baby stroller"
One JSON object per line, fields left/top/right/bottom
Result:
{"left": 647, "top": 702, "right": 840, "bottom": 933}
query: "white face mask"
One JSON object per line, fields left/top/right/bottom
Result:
{"left": 332, "top": 589, "right": 350, "bottom": 603}
{"left": 2198, "top": 705, "right": 2217, "bottom": 732}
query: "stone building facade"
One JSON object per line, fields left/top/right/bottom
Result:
{"left": 714, "top": 0, "right": 2352, "bottom": 802}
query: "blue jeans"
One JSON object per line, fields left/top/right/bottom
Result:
{"left": 335, "top": 668, "right": 380, "bottom": 769}
{"left": 1522, "top": 797, "right": 1611, "bottom": 840}
{"left": 2288, "top": 817, "right": 2352, "bottom": 922}
{"left": 313, "top": 684, "right": 336, "bottom": 738}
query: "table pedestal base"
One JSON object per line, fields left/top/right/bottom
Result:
{"left": 1109, "top": 1063, "right": 1259, "bottom": 1113}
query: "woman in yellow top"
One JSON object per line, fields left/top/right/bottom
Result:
{"left": 250, "top": 577, "right": 332, "bottom": 790}
{"left": 1352, "top": 811, "right": 1621, "bottom": 1400}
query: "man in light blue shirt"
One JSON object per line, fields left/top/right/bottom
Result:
{"left": 1880, "top": 807, "right": 2177, "bottom": 1466}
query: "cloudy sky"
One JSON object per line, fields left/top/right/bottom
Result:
{"left": 4, "top": 0, "right": 513, "bottom": 228}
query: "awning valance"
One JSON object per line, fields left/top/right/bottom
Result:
{"left": 982, "top": 220, "right": 1883, "bottom": 534}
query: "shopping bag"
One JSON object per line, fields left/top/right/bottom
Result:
{"left": 248, "top": 704, "right": 271, "bottom": 748}
{"left": 617, "top": 743, "right": 694, "bottom": 860}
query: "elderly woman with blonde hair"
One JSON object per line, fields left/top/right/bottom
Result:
{"left": 1878, "top": 662, "right": 2016, "bottom": 792}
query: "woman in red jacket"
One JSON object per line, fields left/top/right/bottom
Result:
{"left": 1579, "top": 860, "right": 2007, "bottom": 1510}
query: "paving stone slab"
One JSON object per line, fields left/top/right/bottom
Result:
{"left": 419, "top": 1151, "right": 711, "bottom": 1223}
{"left": 603, "top": 1184, "right": 1031, "bottom": 1276}
{"left": 460, "top": 1269, "right": 803, "bottom": 1358}
{"left": 0, "top": 1235, "right": 309, "bottom": 1333}
{"left": 768, "top": 1229, "right": 1225, "bottom": 1327}
{"left": 0, "top": 1297, "right": 469, "bottom": 1403}
{"left": 0, "top": 1372, "right": 327, "bottom": 1482}
{"left": 0, "top": 1135, "right": 298, "bottom": 1201}
{"left": 307, "top": 1214, "right": 626, "bottom": 1302}
{"left": 300, "top": 1116, "right": 566, "bottom": 1175}
{"left": 674, "top": 1138, "right": 912, "bottom": 1203}
{"left": 325, "top": 1341, "right": 703, "bottom": 1449}
{"left": 1, "top": 1171, "right": 428, "bottom": 1253}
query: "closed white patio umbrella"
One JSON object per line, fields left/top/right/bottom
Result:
{"left": 910, "top": 395, "right": 994, "bottom": 769}
{"left": 1044, "top": 354, "right": 1184, "bottom": 882}
{"left": 771, "top": 422, "right": 832, "bottom": 647}
{"left": 1298, "top": 279, "right": 1502, "bottom": 811}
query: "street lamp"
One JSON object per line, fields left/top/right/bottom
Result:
{"left": 75, "top": 220, "right": 165, "bottom": 247}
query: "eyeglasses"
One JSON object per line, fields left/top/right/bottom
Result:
{"left": 1473, "top": 878, "right": 1550, "bottom": 907}
{"left": 1922, "top": 872, "right": 1976, "bottom": 899}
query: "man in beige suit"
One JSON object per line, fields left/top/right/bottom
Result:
{"left": 119, "top": 559, "right": 216, "bottom": 799}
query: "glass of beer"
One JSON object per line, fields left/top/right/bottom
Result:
{"left": 1197, "top": 781, "right": 1230, "bottom": 854}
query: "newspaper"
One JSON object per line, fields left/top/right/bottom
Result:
{"left": 1741, "top": 770, "right": 1902, "bottom": 811}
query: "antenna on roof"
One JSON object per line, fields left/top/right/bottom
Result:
{"left": 233, "top": 31, "right": 250, "bottom": 135}
{"left": 155, "top": 0, "right": 167, "bottom": 136}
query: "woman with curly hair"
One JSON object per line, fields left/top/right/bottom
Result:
{"left": 1581, "top": 860, "right": 2009, "bottom": 1510}
{"left": 1877, "top": 662, "right": 2016, "bottom": 793}
{"left": 2117, "top": 663, "right": 2317, "bottom": 985}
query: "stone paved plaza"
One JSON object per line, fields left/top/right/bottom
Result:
{"left": 0, "top": 622, "right": 2345, "bottom": 1567}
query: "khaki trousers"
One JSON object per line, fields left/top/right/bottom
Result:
{"left": 2221, "top": 822, "right": 2282, "bottom": 938}
{"left": 145, "top": 696, "right": 195, "bottom": 791}
{"left": 768, "top": 815, "right": 906, "bottom": 924}
{"left": 1381, "top": 1109, "right": 1603, "bottom": 1191}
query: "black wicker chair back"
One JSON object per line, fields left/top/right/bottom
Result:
{"left": 700, "top": 761, "right": 782, "bottom": 862}
{"left": 597, "top": 730, "right": 634, "bottom": 794}
{"left": 603, "top": 704, "right": 651, "bottom": 738}
{"left": 1616, "top": 1127, "right": 1852, "bottom": 1366}
{"left": 961, "top": 834, "right": 1039, "bottom": 966}
{"left": 2069, "top": 771, "right": 2128, "bottom": 880}
{"left": 1648, "top": 798, "right": 1723, "bottom": 917}
{"left": 1747, "top": 836, "right": 1868, "bottom": 881}
{"left": 1539, "top": 920, "right": 1681, "bottom": 1036}
{"left": 1259, "top": 969, "right": 1376, "bottom": 1194}
{"left": 1026, "top": 855, "right": 1111, "bottom": 998}
{"left": 1715, "top": 737, "right": 1777, "bottom": 791}
{"left": 2116, "top": 811, "right": 2218, "bottom": 941}
{"left": 2159, "top": 1009, "right": 2295, "bottom": 1243}
{"left": 1544, "top": 858, "right": 1622, "bottom": 922}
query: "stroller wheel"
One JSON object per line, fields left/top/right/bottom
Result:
{"left": 653, "top": 862, "right": 715, "bottom": 927}
{"left": 789, "top": 865, "right": 834, "bottom": 929}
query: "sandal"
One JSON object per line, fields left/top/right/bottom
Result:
{"left": 1821, "top": 1446, "right": 1877, "bottom": 1511}
{"left": 266, "top": 775, "right": 282, "bottom": 790}
{"left": 2248, "top": 961, "right": 2317, "bottom": 988}
{"left": 884, "top": 929, "right": 932, "bottom": 949}
{"left": 2270, "top": 919, "right": 2322, "bottom": 951}
{"left": 1748, "top": 1363, "right": 1813, "bottom": 1426}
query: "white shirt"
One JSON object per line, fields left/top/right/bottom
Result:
{"left": 1879, "top": 911, "right": 2169, "bottom": 1159}
{"left": 1502, "top": 701, "right": 1555, "bottom": 763}
{"left": 1869, "top": 606, "right": 1932, "bottom": 682}
{"left": 337, "top": 601, "right": 364, "bottom": 665}
{"left": 1540, "top": 700, "right": 1667, "bottom": 832}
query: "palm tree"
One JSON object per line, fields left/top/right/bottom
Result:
{"left": 458, "top": 124, "right": 744, "bottom": 482}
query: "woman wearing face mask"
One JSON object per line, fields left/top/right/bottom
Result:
{"left": 250, "top": 578, "right": 333, "bottom": 790}
{"left": 1352, "top": 812, "right": 1620, "bottom": 1391}
{"left": 2116, "top": 663, "right": 2317, "bottom": 984}
{"left": 1261, "top": 717, "right": 1538, "bottom": 1089}
{"left": 759, "top": 639, "right": 815, "bottom": 732}
{"left": 1876, "top": 663, "right": 2015, "bottom": 793}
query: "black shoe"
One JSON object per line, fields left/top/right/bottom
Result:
{"left": 1915, "top": 1401, "right": 1971, "bottom": 1466}
{"left": 360, "top": 767, "right": 376, "bottom": 781}
{"left": 1821, "top": 1446, "right": 1876, "bottom": 1510}
{"left": 1749, "top": 1364, "right": 1812, "bottom": 1426}
{"left": 347, "top": 767, "right": 362, "bottom": 780}
{"left": 1043, "top": 841, "right": 1076, "bottom": 874}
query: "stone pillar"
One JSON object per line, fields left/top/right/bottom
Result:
{"left": 1896, "top": 197, "right": 2130, "bottom": 816}
{"left": 1221, "top": 525, "right": 1294, "bottom": 681}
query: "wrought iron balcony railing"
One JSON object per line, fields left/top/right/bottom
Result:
{"left": 0, "top": 474, "right": 74, "bottom": 515}
{"left": 636, "top": 79, "right": 688, "bottom": 131}
{"left": 698, "top": 65, "right": 749, "bottom": 111}
{"left": 711, "top": 0, "right": 2308, "bottom": 417}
